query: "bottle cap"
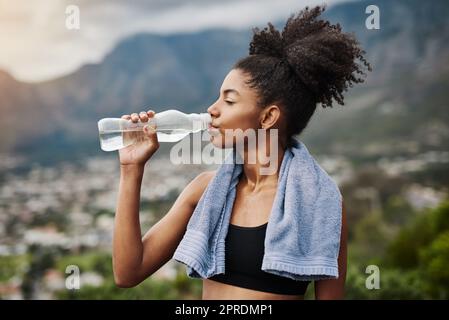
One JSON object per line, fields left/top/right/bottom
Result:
{"left": 200, "top": 113, "right": 212, "bottom": 124}
{"left": 191, "top": 113, "right": 211, "bottom": 130}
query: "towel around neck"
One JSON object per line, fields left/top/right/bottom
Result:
{"left": 173, "top": 138, "right": 343, "bottom": 281}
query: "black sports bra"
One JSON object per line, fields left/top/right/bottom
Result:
{"left": 208, "top": 222, "right": 310, "bottom": 295}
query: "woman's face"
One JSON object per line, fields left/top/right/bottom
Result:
{"left": 207, "top": 69, "right": 264, "bottom": 149}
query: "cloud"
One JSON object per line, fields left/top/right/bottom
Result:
{"left": 0, "top": 0, "right": 352, "bottom": 82}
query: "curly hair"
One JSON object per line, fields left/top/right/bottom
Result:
{"left": 234, "top": 5, "right": 372, "bottom": 146}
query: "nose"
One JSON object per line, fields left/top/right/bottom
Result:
{"left": 207, "top": 101, "right": 219, "bottom": 118}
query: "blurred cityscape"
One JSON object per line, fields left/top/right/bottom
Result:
{"left": 0, "top": 153, "right": 215, "bottom": 299}
{"left": 0, "top": 144, "right": 447, "bottom": 299}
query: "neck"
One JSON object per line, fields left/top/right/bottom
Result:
{"left": 236, "top": 134, "right": 287, "bottom": 192}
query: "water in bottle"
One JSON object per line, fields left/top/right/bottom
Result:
{"left": 97, "top": 109, "right": 212, "bottom": 151}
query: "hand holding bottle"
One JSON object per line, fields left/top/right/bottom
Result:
{"left": 98, "top": 109, "right": 211, "bottom": 152}
{"left": 118, "top": 110, "right": 160, "bottom": 166}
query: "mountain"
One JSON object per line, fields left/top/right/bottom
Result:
{"left": 0, "top": 0, "right": 448, "bottom": 166}
{"left": 0, "top": 30, "right": 252, "bottom": 163}
{"left": 304, "top": 0, "right": 449, "bottom": 159}
{"left": 0, "top": 70, "right": 66, "bottom": 155}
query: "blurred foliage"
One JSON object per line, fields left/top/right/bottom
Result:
{"left": 385, "top": 201, "right": 449, "bottom": 268}
{"left": 55, "top": 251, "right": 113, "bottom": 276}
{"left": 340, "top": 166, "right": 411, "bottom": 241}
{"left": 308, "top": 200, "right": 449, "bottom": 300}
{"left": 353, "top": 211, "right": 392, "bottom": 259}
{"left": 20, "top": 245, "right": 66, "bottom": 299}
{"left": 2, "top": 198, "right": 449, "bottom": 300}
{"left": 384, "top": 200, "right": 449, "bottom": 299}
{"left": 383, "top": 195, "right": 416, "bottom": 226}
{"left": 420, "top": 231, "right": 449, "bottom": 298}
{"left": 0, "top": 254, "right": 29, "bottom": 282}
{"left": 344, "top": 265, "right": 427, "bottom": 299}
{"left": 55, "top": 267, "right": 203, "bottom": 300}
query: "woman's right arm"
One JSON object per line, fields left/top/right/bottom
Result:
{"left": 113, "top": 166, "right": 214, "bottom": 287}
{"left": 113, "top": 163, "right": 145, "bottom": 287}
{"left": 112, "top": 109, "right": 215, "bottom": 287}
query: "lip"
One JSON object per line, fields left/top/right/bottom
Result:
{"left": 207, "top": 124, "right": 220, "bottom": 135}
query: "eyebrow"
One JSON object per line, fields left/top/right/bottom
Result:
{"left": 222, "top": 89, "right": 240, "bottom": 96}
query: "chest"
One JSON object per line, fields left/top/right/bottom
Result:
{"left": 229, "top": 181, "right": 277, "bottom": 227}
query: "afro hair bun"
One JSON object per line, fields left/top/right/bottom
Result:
{"left": 249, "top": 5, "right": 372, "bottom": 108}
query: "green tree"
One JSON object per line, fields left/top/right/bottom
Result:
{"left": 419, "top": 231, "right": 449, "bottom": 298}
{"left": 384, "top": 200, "right": 449, "bottom": 298}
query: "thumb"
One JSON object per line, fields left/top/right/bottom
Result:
{"left": 144, "top": 124, "right": 158, "bottom": 140}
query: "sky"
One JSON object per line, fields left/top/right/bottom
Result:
{"left": 0, "top": 0, "right": 353, "bottom": 82}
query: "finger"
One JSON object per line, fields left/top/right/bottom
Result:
{"left": 144, "top": 124, "right": 157, "bottom": 138}
{"left": 139, "top": 111, "right": 149, "bottom": 122}
{"left": 130, "top": 113, "right": 139, "bottom": 123}
{"left": 147, "top": 110, "right": 155, "bottom": 117}
{"left": 121, "top": 115, "right": 131, "bottom": 120}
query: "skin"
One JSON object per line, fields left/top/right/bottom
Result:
{"left": 112, "top": 69, "right": 348, "bottom": 300}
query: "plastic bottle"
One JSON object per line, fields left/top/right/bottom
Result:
{"left": 97, "top": 109, "right": 212, "bottom": 151}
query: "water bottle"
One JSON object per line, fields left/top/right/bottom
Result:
{"left": 97, "top": 109, "right": 212, "bottom": 151}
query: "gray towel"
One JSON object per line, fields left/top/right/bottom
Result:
{"left": 173, "top": 138, "right": 343, "bottom": 281}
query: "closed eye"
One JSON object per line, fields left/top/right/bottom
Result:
{"left": 225, "top": 100, "right": 234, "bottom": 105}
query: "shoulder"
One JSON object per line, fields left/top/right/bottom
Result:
{"left": 197, "top": 170, "right": 217, "bottom": 181}
{"left": 183, "top": 170, "right": 217, "bottom": 206}
{"left": 192, "top": 170, "right": 216, "bottom": 189}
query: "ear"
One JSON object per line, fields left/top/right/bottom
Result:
{"left": 260, "top": 105, "right": 281, "bottom": 129}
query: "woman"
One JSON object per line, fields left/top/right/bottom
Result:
{"left": 112, "top": 6, "right": 370, "bottom": 300}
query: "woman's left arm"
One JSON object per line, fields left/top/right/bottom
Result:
{"left": 314, "top": 200, "right": 348, "bottom": 300}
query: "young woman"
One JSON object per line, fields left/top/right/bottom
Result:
{"left": 112, "top": 6, "right": 370, "bottom": 300}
